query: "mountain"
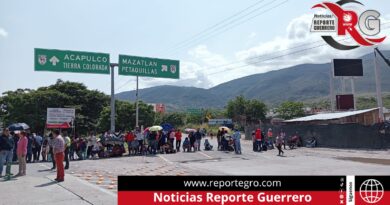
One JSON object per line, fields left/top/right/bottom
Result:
{"left": 115, "top": 85, "right": 224, "bottom": 110}
{"left": 116, "top": 51, "right": 390, "bottom": 110}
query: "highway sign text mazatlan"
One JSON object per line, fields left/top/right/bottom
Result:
{"left": 118, "top": 55, "right": 180, "bottom": 79}
{"left": 35, "top": 48, "right": 110, "bottom": 74}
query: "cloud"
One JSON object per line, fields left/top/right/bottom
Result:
{"left": 117, "top": 14, "right": 390, "bottom": 92}
{"left": 188, "top": 45, "right": 228, "bottom": 67}
{"left": 249, "top": 32, "right": 257, "bottom": 39}
{"left": 137, "top": 45, "right": 231, "bottom": 89}
{"left": 235, "top": 14, "right": 390, "bottom": 73}
{"left": 0, "top": 28, "right": 8, "bottom": 38}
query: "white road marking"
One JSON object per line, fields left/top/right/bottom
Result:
{"left": 198, "top": 152, "right": 213, "bottom": 159}
{"left": 158, "top": 155, "right": 173, "bottom": 164}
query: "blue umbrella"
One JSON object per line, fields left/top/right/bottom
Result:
{"left": 161, "top": 123, "right": 173, "bottom": 131}
{"left": 8, "top": 123, "right": 30, "bottom": 131}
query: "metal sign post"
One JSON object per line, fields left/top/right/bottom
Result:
{"left": 374, "top": 50, "right": 384, "bottom": 122}
{"left": 136, "top": 76, "right": 139, "bottom": 128}
{"left": 110, "top": 63, "right": 118, "bottom": 133}
{"left": 350, "top": 77, "right": 356, "bottom": 110}
{"left": 330, "top": 60, "right": 335, "bottom": 112}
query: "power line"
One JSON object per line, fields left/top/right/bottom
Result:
{"left": 199, "top": 39, "right": 325, "bottom": 72}
{"left": 164, "top": 0, "right": 275, "bottom": 54}
{"left": 116, "top": 22, "right": 390, "bottom": 90}
{"left": 191, "top": 25, "right": 390, "bottom": 78}
{"left": 159, "top": 0, "right": 268, "bottom": 54}
{"left": 207, "top": 43, "right": 327, "bottom": 76}
{"left": 116, "top": 78, "right": 135, "bottom": 92}
{"left": 115, "top": 1, "right": 289, "bottom": 91}
{"left": 165, "top": 0, "right": 289, "bottom": 56}
{"left": 195, "top": 23, "right": 390, "bottom": 76}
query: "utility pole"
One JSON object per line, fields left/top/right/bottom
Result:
{"left": 373, "top": 49, "right": 384, "bottom": 122}
{"left": 110, "top": 63, "right": 118, "bottom": 133}
{"left": 350, "top": 78, "right": 356, "bottom": 110}
{"left": 135, "top": 76, "right": 139, "bottom": 128}
{"left": 330, "top": 60, "right": 335, "bottom": 112}
{"left": 374, "top": 48, "right": 390, "bottom": 121}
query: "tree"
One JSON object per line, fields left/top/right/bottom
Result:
{"left": 245, "top": 99, "right": 267, "bottom": 122}
{"left": 276, "top": 101, "right": 305, "bottom": 120}
{"left": 97, "top": 100, "right": 155, "bottom": 132}
{"left": 227, "top": 95, "right": 267, "bottom": 125}
{"left": 1, "top": 80, "right": 109, "bottom": 134}
{"left": 227, "top": 96, "right": 246, "bottom": 123}
{"left": 1, "top": 89, "right": 71, "bottom": 133}
{"left": 161, "top": 113, "right": 185, "bottom": 127}
{"left": 186, "top": 113, "right": 203, "bottom": 125}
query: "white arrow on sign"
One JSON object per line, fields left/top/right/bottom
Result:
{"left": 49, "top": 56, "right": 60, "bottom": 66}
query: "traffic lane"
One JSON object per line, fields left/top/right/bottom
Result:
{"left": 173, "top": 141, "right": 390, "bottom": 175}
{"left": 180, "top": 152, "right": 390, "bottom": 175}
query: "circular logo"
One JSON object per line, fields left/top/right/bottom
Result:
{"left": 359, "top": 179, "right": 384, "bottom": 204}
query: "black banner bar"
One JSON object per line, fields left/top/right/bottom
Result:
{"left": 118, "top": 176, "right": 346, "bottom": 191}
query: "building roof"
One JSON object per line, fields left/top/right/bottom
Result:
{"left": 285, "top": 108, "right": 378, "bottom": 123}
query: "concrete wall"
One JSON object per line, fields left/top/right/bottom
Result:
{"left": 263, "top": 123, "right": 390, "bottom": 149}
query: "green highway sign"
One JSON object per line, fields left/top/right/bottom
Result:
{"left": 187, "top": 108, "right": 202, "bottom": 114}
{"left": 34, "top": 48, "right": 110, "bottom": 74}
{"left": 118, "top": 55, "right": 179, "bottom": 79}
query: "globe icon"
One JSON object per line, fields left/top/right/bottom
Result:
{"left": 359, "top": 179, "right": 384, "bottom": 204}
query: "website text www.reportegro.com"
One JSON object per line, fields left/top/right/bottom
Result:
{"left": 183, "top": 179, "right": 282, "bottom": 189}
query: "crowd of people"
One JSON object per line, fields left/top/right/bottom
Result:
{"left": 1, "top": 125, "right": 310, "bottom": 181}
{"left": 0, "top": 128, "right": 66, "bottom": 182}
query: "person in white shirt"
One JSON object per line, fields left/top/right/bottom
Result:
{"left": 135, "top": 128, "right": 144, "bottom": 154}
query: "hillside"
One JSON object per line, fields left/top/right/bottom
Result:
{"left": 116, "top": 51, "right": 390, "bottom": 110}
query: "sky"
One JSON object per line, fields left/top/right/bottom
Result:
{"left": 1, "top": 0, "right": 390, "bottom": 95}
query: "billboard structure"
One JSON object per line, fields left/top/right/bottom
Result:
{"left": 155, "top": 104, "right": 166, "bottom": 113}
{"left": 147, "top": 103, "right": 166, "bottom": 113}
{"left": 336, "top": 94, "right": 354, "bottom": 110}
{"left": 46, "top": 108, "right": 75, "bottom": 129}
{"left": 330, "top": 59, "right": 364, "bottom": 111}
{"left": 333, "top": 59, "right": 363, "bottom": 77}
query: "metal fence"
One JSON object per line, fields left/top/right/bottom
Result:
{"left": 246, "top": 123, "right": 390, "bottom": 149}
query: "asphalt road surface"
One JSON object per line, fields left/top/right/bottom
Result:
{"left": 1, "top": 137, "right": 389, "bottom": 205}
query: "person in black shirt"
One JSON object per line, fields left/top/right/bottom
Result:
{"left": 0, "top": 128, "right": 14, "bottom": 178}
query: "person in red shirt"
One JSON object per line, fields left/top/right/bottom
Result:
{"left": 255, "top": 129, "right": 262, "bottom": 152}
{"left": 267, "top": 128, "right": 274, "bottom": 149}
{"left": 175, "top": 129, "right": 182, "bottom": 152}
{"left": 125, "top": 131, "right": 135, "bottom": 156}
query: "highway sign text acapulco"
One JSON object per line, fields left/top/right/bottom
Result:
{"left": 34, "top": 48, "right": 110, "bottom": 74}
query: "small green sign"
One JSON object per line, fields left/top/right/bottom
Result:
{"left": 187, "top": 108, "right": 202, "bottom": 114}
{"left": 118, "top": 55, "right": 179, "bottom": 79}
{"left": 35, "top": 48, "right": 110, "bottom": 74}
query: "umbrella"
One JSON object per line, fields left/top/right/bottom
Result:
{"left": 184, "top": 128, "right": 196, "bottom": 133}
{"left": 8, "top": 123, "right": 30, "bottom": 131}
{"left": 149, "top": 125, "right": 163, "bottom": 132}
{"left": 161, "top": 123, "right": 173, "bottom": 131}
{"left": 219, "top": 126, "right": 231, "bottom": 132}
